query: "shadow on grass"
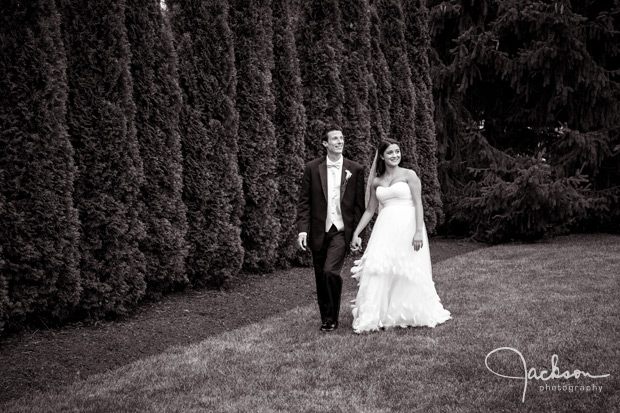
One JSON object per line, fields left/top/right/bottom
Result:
{"left": 0, "top": 238, "right": 484, "bottom": 404}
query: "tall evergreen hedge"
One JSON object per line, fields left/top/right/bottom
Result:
{"left": 403, "top": 0, "right": 443, "bottom": 232}
{"left": 125, "top": 0, "right": 189, "bottom": 296}
{"left": 169, "top": 0, "right": 245, "bottom": 286}
{"left": 272, "top": 0, "right": 307, "bottom": 267}
{"left": 0, "top": 0, "right": 81, "bottom": 329}
{"left": 175, "top": 78, "right": 215, "bottom": 284}
{"left": 298, "top": 0, "right": 345, "bottom": 159}
{"left": 376, "top": 0, "right": 419, "bottom": 171}
{"left": 368, "top": 1, "right": 392, "bottom": 146}
{"left": 59, "top": 0, "right": 146, "bottom": 317}
{"left": 167, "top": 11, "right": 215, "bottom": 287}
{"left": 340, "top": 0, "right": 374, "bottom": 167}
{"left": 231, "top": 0, "right": 281, "bottom": 272}
{"left": 0, "top": 243, "right": 6, "bottom": 333}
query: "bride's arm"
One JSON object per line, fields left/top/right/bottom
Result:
{"left": 406, "top": 170, "right": 424, "bottom": 243}
{"left": 353, "top": 179, "right": 379, "bottom": 239}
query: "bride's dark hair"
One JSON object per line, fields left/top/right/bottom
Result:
{"left": 375, "top": 139, "right": 400, "bottom": 177}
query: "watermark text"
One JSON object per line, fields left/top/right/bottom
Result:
{"left": 485, "top": 347, "right": 610, "bottom": 402}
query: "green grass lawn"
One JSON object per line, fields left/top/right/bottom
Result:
{"left": 3, "top": 234, "right": 618, "bottom": 413}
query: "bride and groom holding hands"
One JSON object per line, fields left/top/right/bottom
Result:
{"left": 296, "top": 124, "right": 451, "bottom": 334}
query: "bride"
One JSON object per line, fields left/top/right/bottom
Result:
{"left": 349, "top": 140, "right": 451, "bottom": 333}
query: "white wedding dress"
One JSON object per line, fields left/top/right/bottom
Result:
{"left": 351, "top": 182, "right": 451, "bottom": 333}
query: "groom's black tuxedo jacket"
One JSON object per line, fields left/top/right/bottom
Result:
{"left": 297, "top": 157, "right": 366, "bottom": 252}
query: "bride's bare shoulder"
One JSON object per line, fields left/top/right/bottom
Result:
{"left": 402, "top": 168, "right": 419, "bottom": 180}
{"left": 402, "top": 169, "right": 421, "bottom": 188}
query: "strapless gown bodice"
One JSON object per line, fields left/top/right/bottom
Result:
{"left": 376, "top": 181, "right": 414, "bottom": 209}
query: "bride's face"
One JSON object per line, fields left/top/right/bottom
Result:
{"left": 382, "top": 144, "right": 401, "bottom": 167}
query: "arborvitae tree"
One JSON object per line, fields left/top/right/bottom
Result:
{"left": 59, "top": 0, "right": 146, "bottom": 317}
{"left": 125, "top": 0, "right": 189, "bottom": 297}
{"left": 231, "top": 0, "right": 281, "bottom": 272}
{"left": 168, "top": 0, "right": 245, "bottom": 286}
{"left": 429, "top": 0, "right": 620, "bottom": 240}
{"left": 368, "top": 1, "right": 392, "bottom": 146}
{"left": 376, "top": 0, "right": 419, "bottom": 171}
{"left": 339, "top": 0, "right": 374, "bottom": 167}
{"left": 272, "top": 0, "right": 307, "bottom": 268}
{"left": 175, "top": 76, "right": 216, "bottom": 284}
{"left": 0, "top": 0, "right": 81, "bottom": 329}
{"left": 0, "top": 243, "right": 6, "bottom": 333}
{"left": 298, "top": 0, "right": 345, "bottom": 159}
{"left": 167, "top": 16, "right": 213, "bottom": 287}
{"left": 403, "top": 0, "right": 443, "bottom": 232}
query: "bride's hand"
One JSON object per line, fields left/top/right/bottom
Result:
{"left": 350, "top": 235, "right": 362, "bottom": 252}
{"left": 412, "top": 236, "right": 423, "bottom": 251}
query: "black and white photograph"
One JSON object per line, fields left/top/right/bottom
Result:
{"left": 0, "top": 0, "right": 618, "bottom": 411}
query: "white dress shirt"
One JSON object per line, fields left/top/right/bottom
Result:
{"left": 325, "top": 156, "right": 344, "bottom": 232}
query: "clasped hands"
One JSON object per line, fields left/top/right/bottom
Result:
{"left": 350, "top": 235, "right": 363, "bottom": 252}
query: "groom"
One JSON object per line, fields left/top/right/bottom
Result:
{"left": 296, "top": 123, "right": 365, "bottom": 332}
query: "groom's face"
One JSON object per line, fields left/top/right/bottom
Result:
{"left": 323, "top": 130, "right": 344, "bottom": 156}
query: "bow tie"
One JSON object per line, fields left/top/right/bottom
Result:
{"left": 327, "top": 162, "right": 341, "bottom": 169}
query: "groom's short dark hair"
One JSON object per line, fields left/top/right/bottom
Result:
{"left": 322, "top": 122, "right": 342, "bottom": 142}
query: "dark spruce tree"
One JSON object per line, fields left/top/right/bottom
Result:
{"left": 272, "top": 0, "right": 307, "bottom": 268}
{"left": 376, "top": 0, "right": 419, "bottom": 171}
{"left": 59, "top": 0, "right": 146, "bottom": 317}
{"left": 168, "top": 0, "right": 245, "bottom": 286}
{"left": 231, "top": 0, "right": 281, "bottom": 272}
{"left": 339, "top": 0, "right": 374, "bottom": 167}
{"left": 403, "top": 0, "right": 443, "bottom": 232}
{"left": 125, "top": 0, "right": 189, "bottom": 297}
{"left": 0, "top": 0, "right": 81, "bottom": 330}
{"left": 298, "top": 0, "right": 345, "bottom": 159}
{"left": 368, "top": 0, "right": 392, "bottom": 146}
{"left": 429, "top": 0, "right": 620, "bottom": 241}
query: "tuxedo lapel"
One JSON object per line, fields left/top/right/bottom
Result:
{"left": 340, "top": 158, "right": 350, "bottom": 200}
{"left": 319, "top": 159, "right": 328, "bottom": 201}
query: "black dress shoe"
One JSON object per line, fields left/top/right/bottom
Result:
{"left": 320, "top": 322, "right": 337, "bottom": 332}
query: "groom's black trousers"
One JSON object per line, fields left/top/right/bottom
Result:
{"left": 312, "top": 224, "right": 346, "bottom": 324}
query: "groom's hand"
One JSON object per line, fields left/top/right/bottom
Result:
{"left": 298, "top": 233, "right": 307, "bottom": 251}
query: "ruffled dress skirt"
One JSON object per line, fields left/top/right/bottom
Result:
{"left": 351, "top": 184, "right": 451, "bottom": 333}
